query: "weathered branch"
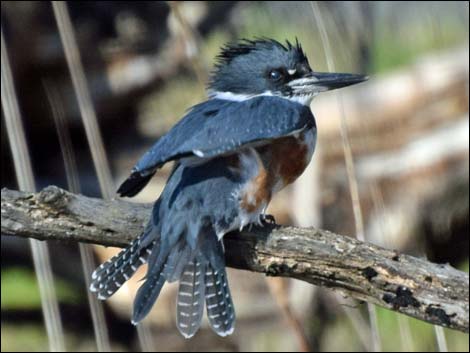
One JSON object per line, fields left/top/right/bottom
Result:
{"left": 1, "top": 186, "right": 468, "bottom": 333}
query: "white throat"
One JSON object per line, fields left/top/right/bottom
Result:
{"left": 209, "top": 91, "right": 315, "bottom": 106}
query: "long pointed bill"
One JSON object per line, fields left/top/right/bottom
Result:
{"left": 288, "top": 72, "right": 368, "bottom": 96}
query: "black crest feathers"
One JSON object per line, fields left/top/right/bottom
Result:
{"left": 214, "top": 37, "right": 306, "bottom": 68}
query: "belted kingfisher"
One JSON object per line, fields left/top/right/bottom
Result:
{"left": 90, "top": 38, "right": 366, "bottom": 338}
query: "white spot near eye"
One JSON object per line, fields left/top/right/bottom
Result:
{"left": 288, "top": 69, "right": 297, "bottom": 75}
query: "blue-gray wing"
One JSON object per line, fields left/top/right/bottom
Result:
{"left": 118, "top": 96, "right": 315, "bottom": 196}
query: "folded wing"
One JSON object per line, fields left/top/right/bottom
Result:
{"left": 118, "top": 96, "right": 315, "bottom": 197}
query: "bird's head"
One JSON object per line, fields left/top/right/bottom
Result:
{"left": 208, "top": 38, "right": 367, "bottom": 105}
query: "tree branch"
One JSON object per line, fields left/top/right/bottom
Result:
{"left": 1, "top": 186, "right": 468, "bottom": 333}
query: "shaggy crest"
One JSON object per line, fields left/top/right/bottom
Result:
{"left": 214, "top": 37, "right": 306, "bottom": 67}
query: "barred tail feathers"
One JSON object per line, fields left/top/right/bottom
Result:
{"left": 176, "top": 258, "right": 206, "bottom": 338}
{"left": 205, "top": 266, "right": 235, "bottom": 337}
{"left": 90, "top": 237, "right": 154, "bottom": 300}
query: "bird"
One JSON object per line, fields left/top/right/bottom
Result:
{"left": 90, "top": 38, "right": 367, "bottom": 338}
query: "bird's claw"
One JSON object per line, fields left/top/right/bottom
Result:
{"left": 259, "top": 213, "right": 276, "bottom": 226}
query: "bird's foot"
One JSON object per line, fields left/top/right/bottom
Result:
{"left": 259, "top": 213, "right": 276, "bottom": 226}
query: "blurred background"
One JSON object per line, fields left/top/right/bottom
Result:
{"left": 1, "top": 1, "right": 468, "bottom": 351}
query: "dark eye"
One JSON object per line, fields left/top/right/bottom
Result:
{"left": 269, "top": 69, "right": 283, "bottom": 81}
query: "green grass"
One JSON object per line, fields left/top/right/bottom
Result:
{"left": 0, "top": 324, "right": 109, "bottom": 352}
{"left": 320, "top": 314, "right": 364, "bottom": 351}
{"left": 372, "top": 19, "right": 468, "bottom": 74}
{"left": 376, "top": 306, "right": 469, "bottom": 352}
{"left": 459, "top": 259, "right": 469, "bottom": 273}
{"left": 1, "top": 267, "right": 82, "bottom": 310}
{"left": 1, "top": 324, "right": 49, "bottom": 352}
